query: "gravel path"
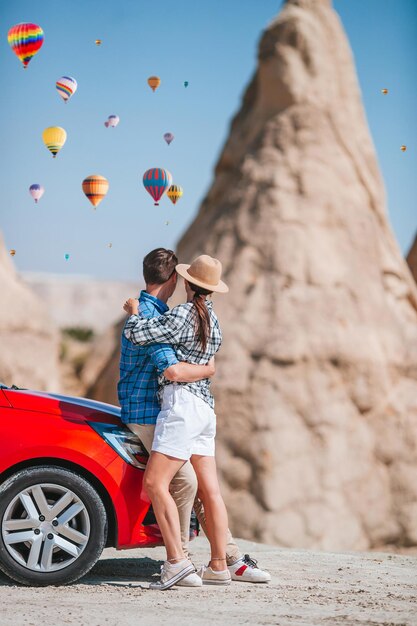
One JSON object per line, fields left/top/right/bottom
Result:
{"left": 1, "top": 537, "right": 416, "bottom": 626}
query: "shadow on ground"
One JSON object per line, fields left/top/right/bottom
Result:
{"left": 82, "top": 556, "right": 164, "bottom": 586}
{"left": 0, "top": 556, "right": 164, "bottom": 587}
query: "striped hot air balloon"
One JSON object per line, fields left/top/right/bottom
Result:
{"left": 143, "top": 168, "right": 172, "bottom": 206}
{"left": 29, "top": 184, "right": 45, "bottom": 203}
{"left": 82, "top": 175, "right": 109, "bottom": 208}
{"left": 42, "top": 127, "right": 67, "bottom": 158}
{"left": 7, "top": 23, "right": 44, "bottom": 68}
{"left": 56, "top": 76, "right": 77, "bottom": 103}
{"left": 167, "top": 184, "right": 183, "bottom": 205}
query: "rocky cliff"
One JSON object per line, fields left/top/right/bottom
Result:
{"left": 0, "top": 234, "right": 61, "bottom": 391}
{"left": 406, "top": 234, "right": 417, "bottom": 284}
{"left": 176, "top": 0, "right": 417, "bottom": 550}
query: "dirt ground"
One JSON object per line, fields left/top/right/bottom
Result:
{"left": 0, "top": 537, "right": 416, "bottom": 626}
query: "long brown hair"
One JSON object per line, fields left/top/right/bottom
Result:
{"left": 188, "top": 282, "right": 212, "bottom": 351}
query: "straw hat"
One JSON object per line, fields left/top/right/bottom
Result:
{"left": 176, "top": 255, "right": 229, "bottom": 293}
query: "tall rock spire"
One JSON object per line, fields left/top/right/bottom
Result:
{"left": 177, "top": 1, "right": 417, "bottom": 548}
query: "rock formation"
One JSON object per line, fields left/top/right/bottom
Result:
{"left": 0, "top": 234, "right": 61, "bottom": 391}
{"left": 176, "top": 0, "right": 417, "bottom": 549}
{"left": 406, "top": 233, "right": 417, "bottom": 284}
{"left": 23, "top": 272, "right": 138, "bottom": 333}
{"left": 83, "top": 320, "right": 123, "bottom": 404}
{"left": 87, "top": 0, "right": 417, "bottom": 550}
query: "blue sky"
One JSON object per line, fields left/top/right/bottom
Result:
{"left": 1, "top": 0, "right": 416, "bottom": 281}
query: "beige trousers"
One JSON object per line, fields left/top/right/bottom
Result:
{"left": 128, "top": 423, "right": 241, "bottom": 564}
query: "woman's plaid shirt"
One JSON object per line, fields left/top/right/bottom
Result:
{"left": 124, "top": 300, "right": 222, "bottom": 409}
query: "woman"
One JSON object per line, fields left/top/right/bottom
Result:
{"left": 123, "top": 254, "right": 230, "bottom": 590}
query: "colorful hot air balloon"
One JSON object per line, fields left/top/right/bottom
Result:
{"left": 184, "top": 81, "right": 189, "bottom": 88}
{"left": 82, "top": 174, "right": 109, "bottom": 208}
{"left": 29, "top": 184, "right": 44, "bottom": 203}
{"left": 64, "top": 253, "right": 70, "bottom": 261}
{"left": 95, "top": 39, "right": 102, "bottom": 46}
{"left": 167, "top": 184, "right": 183, "bottom": 205}
{"left": 9, "top": 249, "right": 16, "bottom": 257}
{"left": 104, "top": 121, "right": 109, "bottom": 127}
{"left": 107, "top": 115, "right": 120, "bottom": 128}
{"left": 42, "top": 127, "right": 67, "bottom": 158}
{"left": 7, "top": 23, "right": 44, "bottom": 69}
{"left": 148, "top": 76, "right": 161, "bottom": 92}
{"left": 56, "top": 76, "right": 77, "bottom": 103}
{"left": 143, "top": 168, "right": 172, "bottom": 206}
{"left": 164, "top": 132, "right": 174, "bottom": 146}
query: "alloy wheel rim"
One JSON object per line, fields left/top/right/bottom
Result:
{"left": 2, "top": 483, "right": 90, "bottom": 572}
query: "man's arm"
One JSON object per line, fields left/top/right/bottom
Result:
{"left": 123, "top": 298, "right": 190, "bottom": 346}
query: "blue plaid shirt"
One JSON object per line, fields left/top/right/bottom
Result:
{"left": 118, "top": 291, "right": 179, "bottom": 424}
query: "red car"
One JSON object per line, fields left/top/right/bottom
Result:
{"left": 0, "top": 383, "right": 197, "bottom": 586}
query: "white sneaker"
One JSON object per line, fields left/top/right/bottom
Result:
{"left": 198, "top": 565, "right": 231, "bottom": 585}
{"left": 176, "top": 571, "right": 203, "bottom": 587}
{"left": 228, "top": 554, "right": 271, "bottom": 583}
{"left": 149, "top": 559, "right": 196, "bottom": 590}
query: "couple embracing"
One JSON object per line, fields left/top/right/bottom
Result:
{"left": 119, "top": 248, "right": 270, "bottom": 590}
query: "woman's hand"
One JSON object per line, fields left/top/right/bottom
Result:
{"left": 123, "top": 298, "right": 139, "bottom": 316}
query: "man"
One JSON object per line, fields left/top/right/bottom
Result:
{"left": 119, "top": 248, "right": 270, "bottom": 584}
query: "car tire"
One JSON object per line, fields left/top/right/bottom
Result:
{"left": 0, "top": 466, "right": 108, "bottom": 586}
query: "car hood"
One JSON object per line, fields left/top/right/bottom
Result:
{"left": 2, "top": 388, "right": 122, "bottom": 424}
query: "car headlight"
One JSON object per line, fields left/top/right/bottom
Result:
{"left": 88, "top": 422, "right": 149, "bottom": 469}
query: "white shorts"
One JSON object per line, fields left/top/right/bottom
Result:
{"left": 152, "top": 385, "right": 216, "bottom": 460}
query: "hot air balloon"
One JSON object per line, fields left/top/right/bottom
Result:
{"left": 167, "top": 184, "right": 183, "bottom": 205}
{"left": 42, "top": 127, "right": 67, "bottom": 158}
{"left": 164, "top": 132, "right": 174, "bottom": 146}
{"left": 143, "top": 168, "right": 172, "bottom": 206}
{"left": 29, "top": 184, "right": 44, "bottom": 203}
{"left": 95, "top": 39, "right": 102, "bottom": 45}
{"left": 9, "top": 249, "right": 16, "bottom": 257}
{"left": 82, "top": 174, "right": 109, "bottom": 208}
{"left": 64, "top": 253, "right": 70, "bottom": 261}
{"left": 7, "top": 23, "right": 44, "bottom": 69}
{"left": 56, "top": 76, "right": 77, "bottom": 103}
{"left": 148, "top": 76, "right": 161, "bottom": 92}
{"left": 107, "top": 115, "right": 120, "bottom": 128}
{"left": 184, "top": 81, "right": 189, "bottom": 88}
{"left": 104, "top": 121, "right": 109, "bottom": 128}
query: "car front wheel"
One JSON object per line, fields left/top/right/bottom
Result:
{"left": 0, "top": 466, "right": 107, "bottom": 586}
